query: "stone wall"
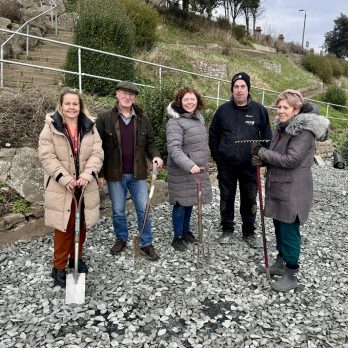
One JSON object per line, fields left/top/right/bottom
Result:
{"left": 190, "top": 60, "right": 227, "bottom": 79}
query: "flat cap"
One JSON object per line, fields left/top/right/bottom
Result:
{"left": 116, "top": 81, "right": 139, "bottom": 95}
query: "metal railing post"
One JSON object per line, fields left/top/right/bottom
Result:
{"left": 261, "top": 90, "right": 265, "bottom": 105}
{"left": 51, "top": 9, "right": 54, "bottom": 27}
{"left": 216, "top": 80, "right": 220, "bottom": 108}
{"left": 26, "top": 25, "right": 29, "bottom": 56}
{"left": 158, "top": 66, "right": 162, "bottom": 90}
{"left": 326, "top": 104, "right": 329, "bottom": 117}
{"left": 55, "top": 9, "right": 58, "bottom": 35}
{"left": 78, "top": 47, "right": 82, "bottom": 93}
{"left": 0, "top": 46, "right": 3, "bottom": 87}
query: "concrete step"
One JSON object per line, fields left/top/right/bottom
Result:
{"left": 26, "top": 50, "right": 67, "bottom": 59}
{"left": 17, "top": 55, "right": 66, "bottom": 65}
{"left": 4, "top": 68, "right": 60, "bottom": 79}
{"left": 35, "top": 43, "right": 70, "bottom": 51}
{"left": 4, "top": 64, "right": 58, "bottom": 73}
{"left": 7, "top": 59, "right": 65, "bottom": 68}
{"left": 3, "top": 73, "right": 61, "bottom": 84}
{"left": 4, "top": 80, "right": 60, "bottom": 90}
{"left": 46, "top": 33, "right": 74, "bottom": 42}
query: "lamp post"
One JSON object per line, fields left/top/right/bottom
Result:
{"left": 299, "top": 9, "right": 307, "bottom": 50}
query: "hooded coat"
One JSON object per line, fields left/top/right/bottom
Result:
{"left": 166, "top": 103, "right": 212, "bottom": 206}
{"left": 257, "top": 112, "right": 329, "bottom": 224}
{"left": 38, "top": 111, "right": 104, "bottom": 231}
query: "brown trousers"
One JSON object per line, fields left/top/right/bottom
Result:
{"left": 53, "top": 200, "right": 86, "bottom": 269}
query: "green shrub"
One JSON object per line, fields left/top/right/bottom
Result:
{"left": 117, "top": 0, "right": 159, "bottom": 49}
{"left": 0, "top": 193, "right": 5, "bottom": 204}
{"left": 138, "top": 79, "right": 183, "bottom": 159}
{"left": 327, "top": 54, "right": 344, "bottom": 78}
{"left": 11, "top": 199, "right": 29, "bottom": 214}
{"left": 216, "top": 16, "right": 231, "bottom": 31}
{"left": 232, "top": 24, "right": 246, "bottom": 41}
{"left": 0, "top": 0, "right": 22, "bottom": 22}
{"left": 64, "top": 0, "right": 136, "bottom": 96}
{"left": 302, "top": 55, "right": 333, "bottom": 83}
{"left": 322, "top": 85, "right": 347, "bottom": 110}
{"left": 64, "top": 0, "right": 78, "bottom": 13}
{"left": 343, "top": 60, "right": 348, "bottom": 77}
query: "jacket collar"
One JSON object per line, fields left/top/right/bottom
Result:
{"left": 166, "top": 102, "right": 202, "bottom": 120}
{"left": 49, "top": 111, "right": 94, "bottom": 136}
{"left": 230, "top": 94, "right": 252, "bottom": 109}
{"left": 274, "top": 112, "right": 329, "bottom": 140}
{"left": 113, "top": 103, "right": 143, "bottom": 118}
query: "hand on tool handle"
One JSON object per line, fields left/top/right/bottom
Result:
{"left": 98, "top": 177, "right": 106, "bottom": 190}
{"left": 153, "top": 157, "right": 163, "bottom": 169}
{"left": 250, "top": 141, "right": 263, "bottom": 155}
{"left": 190, "top": 165, "right": 204, "bottom": 174}
{"left": 66, "top": 179, "right": 77, "bottom": 192}
{"left": 252, "top": 155, "right": 263, "bottom": 167}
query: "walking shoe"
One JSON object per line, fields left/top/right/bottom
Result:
{"left": 271, "top": 266, "right": 299, "bottom": 292}
{"left": 110, "top": 239, "right": 127, "bottom": 255}
{"left": 218, "top": 230, "right": 233, "bottom": 244}
{"left": 140, "top": 244, "right": 160, "bottom": 261}
{"left": 242, "top": 233, "right": 259, "bottom": 248}
{"left": 258, "top": 255, "right": 285, "bottom": 276}
{"left": 171, "top": 237, "right": 187, "bottom": 251}
{"left": 182, "top": 231, "right": 197, "bottom": 244}
{"left": 51, "top": 267, "right": 66, "bottom": 288}
{"left": 68, "top": 258, "right": 88, "bottom": 274}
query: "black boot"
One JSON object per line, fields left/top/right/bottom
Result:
{"left": 271, "top": 266, "right": 299, "bottom": 292}
{"left": 171, "top": 237, "right": 187, "bottom": 251}
{"left": 51, "top": 267, "right": 66, "bottom": 288}
{"left": 68, "top": 258, "right": 88, "bottom": 274}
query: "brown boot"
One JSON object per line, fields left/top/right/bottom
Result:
{"left": 110, "top": 239, "right": 127, "bottom": 255}
{"left": 140, "top": 244, "right": 160, "bottom": 261}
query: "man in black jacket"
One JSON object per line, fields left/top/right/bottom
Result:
{"left": 209, "top": 72, "right": 272, "bottom": 246}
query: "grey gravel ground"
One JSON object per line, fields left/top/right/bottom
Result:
{"left": 0, "top": 164, "right": 347, "bottom": 348}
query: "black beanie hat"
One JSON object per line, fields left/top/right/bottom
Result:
{"left": 231, "top": 72, "right": 251, "bottom": 92}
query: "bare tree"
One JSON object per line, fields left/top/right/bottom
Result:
{"left": 226, "top": 0, "right": 244, "bottom": 25}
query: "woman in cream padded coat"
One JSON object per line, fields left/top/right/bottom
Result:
{"left": 39, "top": 87, "right": 103, "bottom": 287}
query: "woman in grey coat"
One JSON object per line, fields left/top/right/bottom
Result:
{"left": 166, "top": 87, "right": 212, "bottom": 251}
{"left": 252, "top": 89, "right": 329, "bottom": 292}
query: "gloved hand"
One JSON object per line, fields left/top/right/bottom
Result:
{"left": 251, "top": 155, "right": 263, "bottom": 166}
{"left": 251, "top": 141, "right": 263, "bottom": 155}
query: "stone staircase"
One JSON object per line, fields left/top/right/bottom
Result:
{"left": 3, "top": 24, "right": 73, "bottom": 90}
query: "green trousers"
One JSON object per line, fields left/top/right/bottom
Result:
{"left": 273, "top": 218, "right": 301, "bottom": 266}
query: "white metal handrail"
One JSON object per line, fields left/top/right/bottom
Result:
{"left": 0, "top": 1, "right": 57, "bottom": 87}
{"left": 0, "top": 28, "right": 347, "bottom": 122}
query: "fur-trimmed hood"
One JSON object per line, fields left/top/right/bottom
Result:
{"left": 275, "top": 113, "right": 329, "bottom": 140}
{"left": 166, "top": 102, "right": 203, "bottom": 121}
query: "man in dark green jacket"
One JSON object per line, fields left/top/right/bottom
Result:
{"left": 96, "top": 81, "right": 163, "bottom": 260}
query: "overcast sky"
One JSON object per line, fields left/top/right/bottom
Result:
{"left": 216, "top": 0, "right": 348, "bottom": 52}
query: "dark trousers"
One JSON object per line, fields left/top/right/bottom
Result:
{"left": 217, "top": 164, "right": 257, "bottom": 235}
{"left": 273, "top": 218, "right": 301, "bottom": 267}
{"left": 53, "top": 200, "right": 86, "bottom": 269}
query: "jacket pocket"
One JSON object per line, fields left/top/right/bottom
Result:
{"left": 137, "top": 132, "right": 146, "bottom": 146}
{"left": 269, "top": 174, "right": 293, "bottom": 202}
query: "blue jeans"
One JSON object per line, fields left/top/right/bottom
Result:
{"left": 172, "top": 203, "right": 193, "bottom": 238}
{"left": 107, "top": 175, "right": 152, "bottom": 247}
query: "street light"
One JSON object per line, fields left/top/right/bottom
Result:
{"left": 299, "top": 9, "right": 307, "bottom": 51}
